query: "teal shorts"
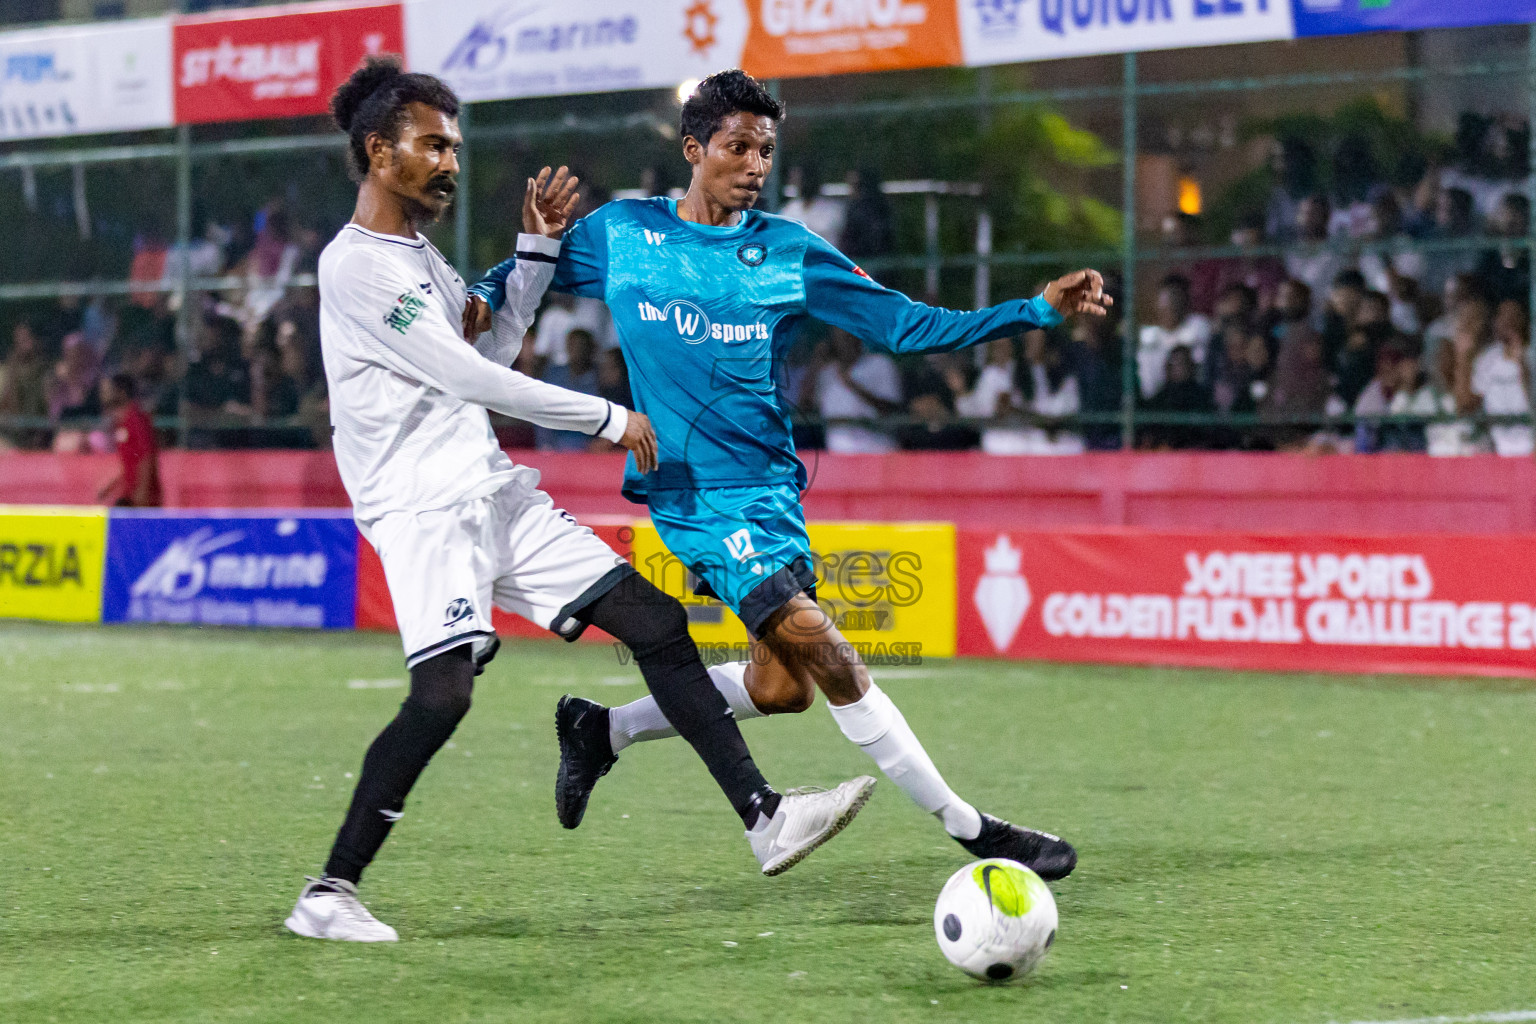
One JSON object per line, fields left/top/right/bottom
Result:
{"left": 647, "top": 484, "right": 818, "bottom": 636}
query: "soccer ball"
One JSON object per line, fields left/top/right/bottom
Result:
{"left": 933, "top": 858, "right": 1058, "bottom": 982}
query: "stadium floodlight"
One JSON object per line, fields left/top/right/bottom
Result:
{"left": 676, "top": 78, "right": 701, "bottom": 104}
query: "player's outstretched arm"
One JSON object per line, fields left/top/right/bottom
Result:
{"left": 463, "top": 166, "right": 582, "bottom": 350}
{"left": 336, "top": 247, "right": 627, "bottom": 442}
{"left": 801, "top": 234, "right": 1110, "bottom": 355}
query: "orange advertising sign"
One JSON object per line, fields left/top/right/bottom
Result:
{"left": 741, "top": 0, "right": 962, "bottom": 79}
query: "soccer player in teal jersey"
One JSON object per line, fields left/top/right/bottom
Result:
{"left": 467, "top": 70, "right": 1110, "bottom": 880}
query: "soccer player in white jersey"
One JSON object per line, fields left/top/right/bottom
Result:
{"left": 283, "top": 57, "right": 874, "bottom": 943}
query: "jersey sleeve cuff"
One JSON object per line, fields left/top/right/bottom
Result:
{"left": 1026, "top": 293, "right": 1064, "bottom": 328}
{"left": 515, "top": 233, "right": 562, "bottom": 263}
{"left": 598, "top": 403, "right": 628, "bottom": 443}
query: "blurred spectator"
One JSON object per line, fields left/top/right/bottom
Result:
{"left": 0, "top": 321, "right": 50, "bottom": 447}
{"left": 128, "top": 230, "right": 170, "bottom": 311}
{"left": 1335, "top": 319, "right": 1393, "bottom": 409}
{"left": 237, "top": 205, "right": 301, "bottom": 329}
{"left": 838, "top": 168, "right": 895, "bottom": 260}
{"left": 1320, "top": 269, "right": 1367, "bottom": 364}
{"left": 1137, "top": 273, "right": 1211, "bottom": 398}
{"left": 95, "top": 373, "right": 161, "bottom": 507}
{"left": 956, "top": 333, "right": 1082, "bottom": 455}
{"left": 780, "top": 164, "right": 846, "bottom": 242}
{"left": 596, "top": 348, "right": 633, "bottom": 411}
{"left": 816, "top": 328, "right": 902, "bottom": 453}
{"left": 1473, "top": 193, "right": 1530, "bottom": 305}
{"left": 1283, "top": 195, "right": 1342, "bottom": 319}
{"left": 1353, "top": 340, "right": 1436, "bottom": 453}
{"left": 1187, "top": 219, "right": 1285, "bottom": 315}
{"left": 1068, "top": 315, "right": 1122, "bottom": 450}
{"left": 1454, "top": 298, "right": 1533, "bottom": 456}
{"left": 532, "top": 293, "right": 613, "bottom": 373}
{"left": 1422, "top": 274, "right": 1484, "bottom": 390}
{"left": 1357, "top": 191, "right": 1426, "bottom": 334}
{"left": 897, "top": 354, "right": 979, "bottom": 451}
{"left": 537, "top": 329, "right": 604, "bottom": 452}
{"left": 182, "top": 315, "right": 252, "bottom": 449}
{"left": 1264, "top": 319, "right": 1333, "bottom": 449}
{"left": 1139, "top": 345, "right": 1213, "bottom": 449}
{"left": 1420, "top": 187, "right": 1480, "bottom": 296}
{"left": 47, "top": 332, "right": 102, "bottom": 424}
{"left": 1265, "top": 138, "right": 1318, "bottom": 243}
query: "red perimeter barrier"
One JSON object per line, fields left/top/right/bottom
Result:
{"left": 958, "top": 527, "right": 1536, "bottom": 678}
{"left": 4, "top": 450, "right": 1536, "bottom": 532}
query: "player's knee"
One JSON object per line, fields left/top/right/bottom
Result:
{"left": 590, "top": 574, "right": 690, "bottom": 659}
{"left": 408, "top": 647, "right": 476, "bottom": 722}
{"left": 755, "top": 675, "right": 816, "bottom": 715}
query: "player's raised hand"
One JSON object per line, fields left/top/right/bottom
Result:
{"left": 462, "top": 294, "right": 492, "bottom": 342}
{"left": 523, "top": 165, "right": 581, "bottom": 239}
{"left": 618, "top": 409, "right": 659, "bottom": 474}
{"left": 1042, "top": 269, "right": 1112, "bottom": 318}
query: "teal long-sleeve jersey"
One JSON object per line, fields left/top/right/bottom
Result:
{"left": 469, "top": 197, "right": 1063, "bottom": 503}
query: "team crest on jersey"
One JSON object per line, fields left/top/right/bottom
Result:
{"left": 443, "top": 597, "right": 473, "bottom": 627}
{"left": 737, "top": 243, "right": 766, "bottom": 267}
{"left": 384, "top": 291, "right": 427, "bottom": 334}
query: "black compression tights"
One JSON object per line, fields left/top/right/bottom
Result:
{"left": 582, "top": 573, "right": 779, "bottom": 828}
{"left": 323, "top": 645, "right": 475, "bottom": 885}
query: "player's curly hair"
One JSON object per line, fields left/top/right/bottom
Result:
{"left": 330, "top": 54, "right": 460, "bottom": 180}
{"left": 680, "top": 69, "right": 785, "bottom": 147}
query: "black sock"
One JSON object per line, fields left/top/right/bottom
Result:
{"left": 584, "top": 573, "right": 777, "bottom": 829}
{"left": 322, "top": 647, "right": 474, "bottom": 884}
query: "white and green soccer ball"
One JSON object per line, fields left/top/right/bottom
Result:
{"left": 933, "top": 858, "right": 1058, "bottom": 983}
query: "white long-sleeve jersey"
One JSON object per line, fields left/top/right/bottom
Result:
{"left": 318, "top": 224, "right": 626, "bottom": 524}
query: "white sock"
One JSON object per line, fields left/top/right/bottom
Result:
{"left": 827, "top": 683, "right": 983, "bottom": 841}
{"left": 608, "top": 661, "right": 765, "bottom": 754}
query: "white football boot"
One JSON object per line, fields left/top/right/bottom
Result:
{"left": 748, "top": 776, "right": 877, "bottom": 876}
{"left": 284, "top": 877, "right": 399, "bottom": 942}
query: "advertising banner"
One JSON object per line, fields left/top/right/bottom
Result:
{"left": 0, "top": 17, "right": 172, "bottom": 141}
{"left": 959, "top": 527, "right": 1536, "bottom": 678}
{"left": 0, "top": 506, "right": 107, "bottom": 624}
{"left": 102, "top": 511, "right": 358, "bottom": 629}
{"left": 961, "top": 0, "right": 1293, "bottom": 66}
{"left": 633, "top": 520, "right": 956, "bottom": 660}
{"left": 172, "top": 2, "right": 402, "bottom": 125}
{"left": 404, "top": 0, "right": 748, "bottom": 103}
{"left": 1291, "top": 0, "right": 1536, "bottom": 37}
{"left": 741, "top": 0, "right": 964, "bottom": 79}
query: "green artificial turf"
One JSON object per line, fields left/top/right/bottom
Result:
{"left": 2, "top": 621, "right": 1534, "bottom": 1023}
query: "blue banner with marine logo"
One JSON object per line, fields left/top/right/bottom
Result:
{"left": 102, "top": 510, "right": 358, "bottom": 630}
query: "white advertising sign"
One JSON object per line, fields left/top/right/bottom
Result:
{"left": 961, "top": 0, "right": 1294, "bottom": 66}
{"left": 0, "top": 16, "right": 173, "bottom": 140}
{"left": 404, "top": 0, "right": 750, "bottom": 103}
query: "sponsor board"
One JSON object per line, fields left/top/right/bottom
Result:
{"left": 103, "top": 511, "right": 358, "bottom": 629}
{"left": 742, "top": 0, "right": 963, "bottom": 79}
{"left": 1290, "top": 0, "right": 1536, "bottom": 37}
{"left": 173, "top": 2, "right": 402, "bottom": 124}
{"left": 960, "top": 0, "right": 1292, "bottom": 66}
{"left": 632, "top": 520, "right": 956, "bottom": 659}
{"left": 0, "top": 506, "right": 108, "bottom": 623}
{"left": 0, "top": 17, "right": 172, "bottom": 140}
{"left": 405, "top": 0, "right": 748, "bottom": 103}
{"left": 958, "top": 528, "right": 1536, "bottom": 677}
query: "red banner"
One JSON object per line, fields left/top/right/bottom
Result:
{"left": 958, "top": 528, "right": 1536, "bottom": 678}
{"left": 354, "top": 516, "right": 632, "bottom": 645}
{"left": 173, "top": 2, "right": 402, "bottom": 125}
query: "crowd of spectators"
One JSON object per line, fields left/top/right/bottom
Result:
{"left": 7, "top": 117, "right": 1536, "bottom": 462}
{"left": 0, "top": 199, "right": 330, "bottom": 456}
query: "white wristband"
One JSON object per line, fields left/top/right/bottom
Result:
{"left": 599, "top": 403, "right": 628, "bottom": 443}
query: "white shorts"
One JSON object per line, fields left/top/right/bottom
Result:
{"left": 366, "top": 484, "right": 631, "bottom": 669}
